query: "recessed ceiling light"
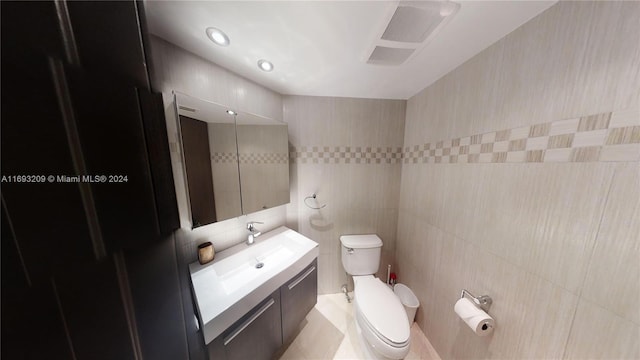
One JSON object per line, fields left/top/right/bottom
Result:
{"left": 257, "top": 59, "right": 274, "bottom": 72}
{"left": 226, "top": 110, "right": 236, "bottom": 115}
{"left": 206, "top": 27, "right": 230, "bottom": 46}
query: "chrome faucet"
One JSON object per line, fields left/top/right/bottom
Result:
{"left": 246, "top": 221, "right": 263, "bottom": 245}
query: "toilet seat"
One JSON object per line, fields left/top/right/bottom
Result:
{"left": 354, "top": 276, "right": 410, "bottom": 359}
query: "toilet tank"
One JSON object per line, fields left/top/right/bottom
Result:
{"left": 340, "top": 234, "right": 383, "bottom": 276}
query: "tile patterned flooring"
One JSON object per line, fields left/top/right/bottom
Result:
{"left": 276, "top": 293, "right": 441, "bottom": 360}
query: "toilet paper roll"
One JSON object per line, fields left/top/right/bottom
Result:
{"left": 454, "top": 298, "right": 495, "bottom": 336}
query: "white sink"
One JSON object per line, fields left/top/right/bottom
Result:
{"left": 189, "top": 226, "right": 318, "bottom": 344}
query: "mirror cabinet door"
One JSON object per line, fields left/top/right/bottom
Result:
{"left": 179, "top": 115, "right": 218, "bottom": 227}
{"left": 236, "top": 120, "right": 290, "bottom": 214}
{"left": 174, "top": 92, "right": 290, "bottom": 228}
{"left": 175, "top": 93, "right": 242, "bottom": 227}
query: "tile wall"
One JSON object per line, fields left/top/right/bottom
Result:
{"left": 396, "top": 2, "right": 639, "bottom": 359}
{"left": 284, "top": 96, "right": 405, "bottom": 293}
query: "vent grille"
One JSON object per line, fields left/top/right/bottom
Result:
{"left": 381, "top": 3, "right": 445, "bottom": 43}
{"left": 367, "top": 46, "right": 415, "bottom": 65}
{"left": 365, "top": 1, "right": 460, "bottom": 66}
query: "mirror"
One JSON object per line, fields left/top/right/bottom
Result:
{"left": 236, "top": 114, "right": 290, "bottom": 214}
{"left": 174, "top": 92, "right": 289, "bottom": 228}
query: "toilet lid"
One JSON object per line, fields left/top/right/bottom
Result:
{"left": 355, "top": 277, "right": 410, "bottom": 346}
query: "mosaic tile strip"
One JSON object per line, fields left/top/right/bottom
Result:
{"left": 212, "top": 152, "right": 288, "bottom": 164}
{"left": 212, "top": 152, "right": 237, "bottom": 163}
{"left": 403, "top": 106, "right": 639, "bottom": 164}
{"left": 290, "top": 146, "right": 403, "bottom": 164}
{"left": 238, "top": 153, "right": 288, "bottom": 164}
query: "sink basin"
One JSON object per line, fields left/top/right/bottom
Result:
{"left": 216, "top": 243, "right": 294, "bottom": 294}
{"left": 189, "top": 226, "right": 318, "bottom": 344}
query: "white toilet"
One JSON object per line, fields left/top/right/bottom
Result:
{"left": 340, "top": 234, "right": 411, "bottom": 360}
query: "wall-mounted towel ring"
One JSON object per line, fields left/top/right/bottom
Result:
{"left": 304, "top": 194, "right": 326, "bottom": 210}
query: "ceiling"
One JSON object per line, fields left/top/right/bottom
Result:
{"left": 144, "top": 1, "right": 556, "bottom": 100}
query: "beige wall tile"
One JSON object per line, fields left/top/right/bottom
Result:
{"left": 577, "top": 112, "right": 612, "bottom": 132}
{"left": 525, "top": 136, "right": 549, "bottom": 150}
{"left": 549, "top": 118, "right": 579, "bottom": 136}
{"left": 528, "top": 123, "right": 551, "bottom": 137}
{"left": 506, "top": 151, "right": 525, "bottom": 162}
{"left": 481, "top": 132, "right": 496, "bottom": 144}
{"left": 570, "top": 146, "right": 601, "bottom": 162}
{"left": 469, "top": 144, "right": 482, "bottom": 154}
{"left": 582, "top": 163, "right": 640, "bottom": 324}
{"left": 600, "top": 143, "right": 640, "bottom": 162}
{"left": 482, "top": 164, "right": 614, "bottom": 293}
{"left": 572, "top": 128, "right": 608, "bottom": 148}
{"left": 543, "top": 148, "right": 572, "bottom": 162}
{"left": 478, "top": 153, "right": 493, "bottom": 163}
{"left": 508, "top": 139, "right": 526, "bottom": 151}
{"left": 492, "top": 140, "right": 509, "bottom": 153}
{"left": 563, "top": 300, "right": 640, "bottom": 359}
{"left": 609, "top": 104, "right": 640, "bottom": 128}
{"left": 509, "top": 126, "right": 530, "bottom": 140}
{"left": 547, "top": 133, "right": 574, "bottom": 149}
{"left": 606, "top": 125, "right": 640, "bottom": 145}
{"left": 495, "top": 129, "right": 511, "bottom": 141}
{"left": 492, "top": 152, "right": 507, "bottom": 163}
{"left": 525, "top": 150, "right": 544, "bottom": 162}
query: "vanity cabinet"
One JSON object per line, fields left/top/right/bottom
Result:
{"left": 281, "top": 259, "right": 318, "bottom": 342}
{"left": 206, "top": 259, "right": 318, "bottom": 360}
{"left": 208, "top": 290, "right": 283, "bottom": 360}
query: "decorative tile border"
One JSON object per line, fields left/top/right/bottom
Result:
{"left": 212, "top": 152, "right": 237, "bottom": 163}
{"left": 212, "top": 152, "right": 288, "bottom": 164}
{"left": 239, "top": 153, "right": 288, "bottom": 164}
{"left": 289, "top": 146, "right": 403, "bottom": 164}
{"left": 403, "top": 106, "right": 639, "bottom": 164}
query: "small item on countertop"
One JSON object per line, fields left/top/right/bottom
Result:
{"left": 390, "top": 272, "right": 397, "bottom": 286}
{"left": 198, "top": 242, "right": 215, "bottom": 265}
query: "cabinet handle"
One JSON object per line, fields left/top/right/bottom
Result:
{"left": 288, "top": 266, "right": 316, "bottom": 290}
{"left": 223, "top": 298, "right": 275, "bottom": 346}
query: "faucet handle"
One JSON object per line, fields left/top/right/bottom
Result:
{"left": 247, "top": 221, "right": 264, "bottom": 231}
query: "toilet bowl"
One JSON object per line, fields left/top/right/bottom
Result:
{"left": 340, "top": 234, "right": 411, "bottom": 360}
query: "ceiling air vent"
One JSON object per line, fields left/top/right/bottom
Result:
{"left": 365, "top": 1, "right": 460, "bottom": 66}
{"left": 367, "top": 46, "right": 415, "bottom": 65}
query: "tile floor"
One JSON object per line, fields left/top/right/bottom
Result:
{"left": 275, "top": 293, "right": 441, "bottom": 360}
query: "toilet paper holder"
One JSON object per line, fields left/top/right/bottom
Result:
{"left": 460, "top": 289, "right": 493, "bottom": 312}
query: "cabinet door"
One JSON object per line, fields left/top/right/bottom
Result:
{"left": 219, "top": 291, "right": 283, "bottom": 360}
{"left": 280, "top": 259, "right": 318, "bottom": 342}
{"left": 179, "top": 115, "right": 217, "bottom": 227}
{"left": 66, "top": 69, "right": 160, "bottom": 251}
{"left": 138, "top": 90, "right": 180, "bottom": 234}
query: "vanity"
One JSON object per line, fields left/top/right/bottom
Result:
{"left": 190, "top": 227, "right": 319, "bottom": 360}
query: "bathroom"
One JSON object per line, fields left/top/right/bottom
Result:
{"left": 1, "top": 1, "right": 638, "bottom": 359}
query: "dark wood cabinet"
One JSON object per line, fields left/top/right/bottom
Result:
{"left": 180, "top": 115, "right": 218, "bottom": 226}
{"left": 225, "top": 291, "right": 283, "bottom": 360}
{"left": 207, "top": 258, "right": 318, "bottom": 360}
{"left": 281, "top": 259, "right": 318, "bottom": 342}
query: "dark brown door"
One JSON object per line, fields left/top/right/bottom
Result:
{"left": 180, "top": 115, "right": 217, "bottom": 227}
